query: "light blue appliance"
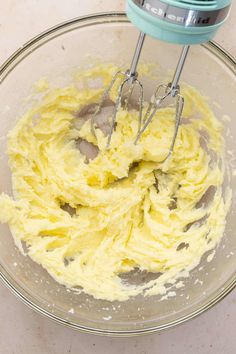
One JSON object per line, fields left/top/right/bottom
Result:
{"left": 92, "top": 0, "right": 231, "bottom": 157}
{"left": 126, "top": 0, "right": 231, "bottom": 44}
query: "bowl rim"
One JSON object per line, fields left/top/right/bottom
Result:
{"left": 0, "top": 12, "right": 235, "bottom": 336}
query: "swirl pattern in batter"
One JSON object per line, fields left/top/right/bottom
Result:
{"left": 0, "top": 66, "right": 231, "bottom": 301}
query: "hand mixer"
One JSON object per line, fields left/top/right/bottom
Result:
{"left": 91, "top": 0, "right": 231, "bottom": 159}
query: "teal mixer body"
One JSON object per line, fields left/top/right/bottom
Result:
{"left": 126, "top": 0, "right": 231, "bottom": 44}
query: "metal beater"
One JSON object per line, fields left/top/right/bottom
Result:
{"left": 91, "top": 0, "right": 231, "bottom": 159}
{"left": 91, "top": 32, "right": 146, "bottom": 148}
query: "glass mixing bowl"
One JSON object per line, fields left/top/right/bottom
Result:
{"left": 0, "top": 13, "right": 235, "bottom": 336}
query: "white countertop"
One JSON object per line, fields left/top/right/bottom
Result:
{"left": 0, "top": 1, "right": 235, "bottom": 353}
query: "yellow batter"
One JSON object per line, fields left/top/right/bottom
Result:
{"left": 0, "top": 66, "right": 231, "bottom": 301}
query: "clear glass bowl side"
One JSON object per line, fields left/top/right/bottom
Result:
{"left": 0, "top": 13, "right": 235, "bottom": 335}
